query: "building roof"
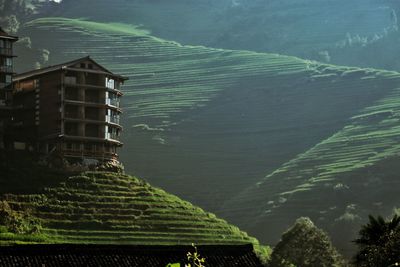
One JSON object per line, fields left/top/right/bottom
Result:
{"left": 0, "top": 27, "right": 18, "bottom": 41}
{"left": 13, "top": 56, "right": 129, "bottom": 82}
{"left": 0, "top": 244, "right": 264, "bottom": 267}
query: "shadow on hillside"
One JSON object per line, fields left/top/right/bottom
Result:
{"left": 0, "top": 151, "right": 72, "bottom": 194}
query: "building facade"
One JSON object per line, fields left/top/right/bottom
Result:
{"left": 0, "top": 27, "right": 18, "bottom": 149}
{"left": 12, "top": 57, "right": 127, "bottom": 164}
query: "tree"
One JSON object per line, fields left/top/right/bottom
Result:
{"left": 0, "top": 15, "right": 20, "bottom": 34}
{"left": 269, "top": 217, "right": 347, "bottom": 267}
{"left": 353, "top": 214, "right": 400, "bottom": 267}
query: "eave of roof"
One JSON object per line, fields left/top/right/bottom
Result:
{"left": 0, "top": 27, "right": 18, "bottom": 41}
{"left": 13, "top": 56, "right": 128, "bottom": 82}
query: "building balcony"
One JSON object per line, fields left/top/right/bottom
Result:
{"left": 61, "top": 148, "right": 118, "bottom": 160}
{"left": 0, "top": 82, "right": 12, "bottom": 89}
{"left": 64, "top": 81, "right": 122, "bottom": 95}
{"left": 86, "top": 97, "right": 103, "bottom": 104}
{"left": 106, "top": 98, "right": 120, "bottom": 108}
{"left": 62, "top": 134, "right": 122, "bottom": 145}
{"left": 0, "top": 48, "right": 14, "bottom": 57}
{"left": 65, "top": 95, "right": 105, "bottom": 105}
{"left": 0, "top": 66, "right": 13, "bottom": 73}
{"left": 105, "top": 132, "right": 120, "bottom": 141}
{"left": 106, "top": 115, "right": 120, "bottom": 125}
{"left": 64, "top": 100, "right": 121, "bottom": 112}
{"left": 64, "top": 116, "right": 106, "bottom": 124}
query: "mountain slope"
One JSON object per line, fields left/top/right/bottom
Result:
{"left": 14, "top": 18, "right": 400, "bottom": 255}
{"left": 41, "top": 0, "right": 400, "bottom": 71}
{"left": 1, "top": 171, "right": 261, "bottom": 247}
{"left": 222, "top": 78, "right": 400, "bottom": 254}
{"left": 18, "top": 17, "right": 400, "bottom": 216}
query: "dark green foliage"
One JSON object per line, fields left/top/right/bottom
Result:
{"left": 353, "top": 214, "right": 400, "bottom": 267}
{"left": 0, "top": 15, "right": 20, "bottom": 34}
{"left": 0, "top": 151, "right": 70, "bottom": 194}
{"left": 269, "top": 217, "right": 347, "bottom": 267}
{"left": 0, "top": 200, "right": 42, "bottom": 235}
{"left": 0, "top": 0, "right": 28, "bottom": 15}
{"left": 96, "top": 161, "right": 124, "bottom": 174}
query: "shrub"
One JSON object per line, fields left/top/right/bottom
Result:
{"left": 353, "top": 214, "right": 400, "bottom": 267}
{"left": 0, "top": 200, "right": 42, "bottom": 234}
{"left": 269, "top": 217, "right": 347, "bottom": 267}
{"left": 96, "top": 160, "right": 124, "bottom": 173}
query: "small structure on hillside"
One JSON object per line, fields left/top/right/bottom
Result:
{"left": 11, "top": 56, "right": 128, "bottom": 167}
{"left": 0, "top": 27, "right": 18, "bottom": 150}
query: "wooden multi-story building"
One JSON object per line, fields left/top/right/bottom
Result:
{"left": 0, "top": 27, "right": 18, "bottom": 149}
{"left": 12, "top": 56, "right": 128, "bottom": 164}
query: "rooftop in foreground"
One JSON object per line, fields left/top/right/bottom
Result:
{"left": 0, "top": 244, "right": 264, "bottom": 267}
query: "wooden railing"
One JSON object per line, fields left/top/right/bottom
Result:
{"left": 62, "top": 149, "right": 118, "bottom": 159}
{"left": 0, "top": 66, "right": 13, "bottom": 73}
{"left": 0, "top": 48, "right": 13, "bottom": 56}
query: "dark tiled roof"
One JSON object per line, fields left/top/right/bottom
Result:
{"left": 0, "top": 244, "right": 264, "bottom": 267}
{"left": 13, "top": 56, "right": 128, "bottom": 81}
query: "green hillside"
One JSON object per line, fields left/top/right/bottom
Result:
{"left": 222, "top": 78, "right": 400, "bottom": 254}
{"left": 0, "top": 170, "right": 262, "bottom": 250}
{"left": 41, "top": 0, "right": 400, "bottom": 71}
{"left": 15, "top": 17, "right": 400, "bottom": 254}
{"left": 19, "top": 17, "right": 400, "bottom": 212}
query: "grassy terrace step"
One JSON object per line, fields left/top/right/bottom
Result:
{"left": 41, "top": 228, "right": 238, "bottom": 236}
{"left": 0, "top": 172, "right": 263, "bottom": 255}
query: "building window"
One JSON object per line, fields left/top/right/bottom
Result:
{"left": 105, "top": 78, "right": 115, "bottom": 89}
{"left": 4, "top": 41, "right": 11, "bottom": 49}
{"left": 65, "top": 76, "right": 77, "bottom": 85}
{"left": 88, "top": 64, "right": 93, "bottom": 69}
{"left": 85, "top": 124, "right": 99, "bottom": 138}
{"left": 0, "top": 74, "right": 12, "bottom": 85}
{"left": 107, "top": 126, "right": 120, "bottom": 140}
{"left": 73, "top": 143, "right": 81, "bottom": 151}
{"left": 5, "top": 58, "right": 12, "bottom": 67}
{"left": 14, "top": 79, "right": 36, "bottom": 91}
{"left": 65, "top": 122, "right": 79, "bottom": 136}
{"left": 84, "top": 143, "right": 93, "bottom": 151}
{"left": 66, "top": 143, "right": 72, "bottom": 150}
{"left": 80, "top": 63, "right": 86, "bottom": 68}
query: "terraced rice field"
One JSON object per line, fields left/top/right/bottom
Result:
{"left": 23, "top": 18, "right": 310, "bottom": 127}
{"left": 1, "top": 172, "right": 261, "bottom": 249}
{"left": 42, "top": 0, "right": 400, "bottom": 72}
{"left": 222, "top": 73, "right": 400, "bottom": 250}
{"left": 17, "top": 18, "right": 400, "bottom": 253}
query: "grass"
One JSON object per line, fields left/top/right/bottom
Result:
{"left": 0, "top": 170, "right": 266, "bottom": 259}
